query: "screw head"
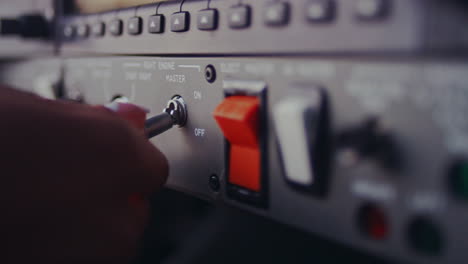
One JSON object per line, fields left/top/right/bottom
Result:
{"left": 205, "top": 65, "right": 216, "bottom": 83}
{"left": 209, "top": 174, "right": 220, "bottom": 192}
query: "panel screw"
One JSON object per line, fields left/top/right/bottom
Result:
{"left": 205, "top": 65, "right": 216, "bottom": 83}
{"left": 209, "top": 174, "right": 220, "bottom": 192}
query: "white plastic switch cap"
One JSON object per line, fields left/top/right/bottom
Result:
{"left": 273, "top": 95, "right": 321, "bottom": 186}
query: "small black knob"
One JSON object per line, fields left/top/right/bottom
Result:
{"left": 338, "top": 118, "right": 401, "bottom": 170}
{"left": 0, "top": 13, "right": 49, "bottom": 38}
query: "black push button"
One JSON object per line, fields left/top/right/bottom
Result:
{"left": 148, "top": 15, "right": 165, "bottom": 33}
{"left": 407, "top": 217, "right": 443, "bottom": 255}
{"left": 228, "top": 5, "right": 251, "bottom": 29}
{"left": 91, "top": 21, "right": 105, "bottom": 37}
{"left": 197, "top": 9, "right": 218, "bottom": 30}
{"left": 128, "top": 17, "right": 142, "bottom": 35}
{"left": 306, "top": 0, "right": 335, "bottom": 23}
{"left": 76, "top": 24, "right": 89, "bottom": 38}
{"left": 171, "top": 12, "right": 189, "bottom": 32}
{"left": 264, "top": 2, "right": 290, "bottom": 26}
{"left": 355, "top": 0, "right": 390, "bottom": 20}
{"left": 109, "top": 19, "right": 123, "bottom": 36}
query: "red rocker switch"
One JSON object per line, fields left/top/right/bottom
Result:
{"left": 213, "top": 96, "right": 261, "bottom": 192}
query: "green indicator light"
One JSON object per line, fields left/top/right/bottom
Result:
{"left": 460, "top": 165, "right": 468, "bottom": 191}
{"left": 408, "top": 217, "right": 443, "bottom": 255}
{"left": 451, "top": 161, "right": 468, "bottom": 200}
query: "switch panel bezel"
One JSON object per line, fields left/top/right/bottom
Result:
{"left": 222, "top": 80, "right": 269, "bottom": 208}
{"left": 274, "top": 85, "right": 331, "bottom": 197}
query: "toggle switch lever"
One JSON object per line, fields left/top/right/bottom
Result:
{"left": 145, "top": 95, "right": 188, "bottom": 138}
{"left": 103, "top": 95, "right": 187, "bottom": 139}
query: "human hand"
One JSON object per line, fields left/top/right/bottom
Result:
{"left": 0, "top": 86, "right": 168, "bottom": 264}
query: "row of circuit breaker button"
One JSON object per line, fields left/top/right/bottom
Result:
{"left": 63, "top": 0, "right": 391, "bottom": 38}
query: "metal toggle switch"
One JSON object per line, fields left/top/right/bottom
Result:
{"left": 145, "top": 95, "right": 188, "bottom": 138}
{"left": 105, "top": 95, "right": 187, "bottom": 139}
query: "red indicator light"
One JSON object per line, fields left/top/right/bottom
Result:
{"left": 358, "top": 204, "right": 389, "bottom": 240}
